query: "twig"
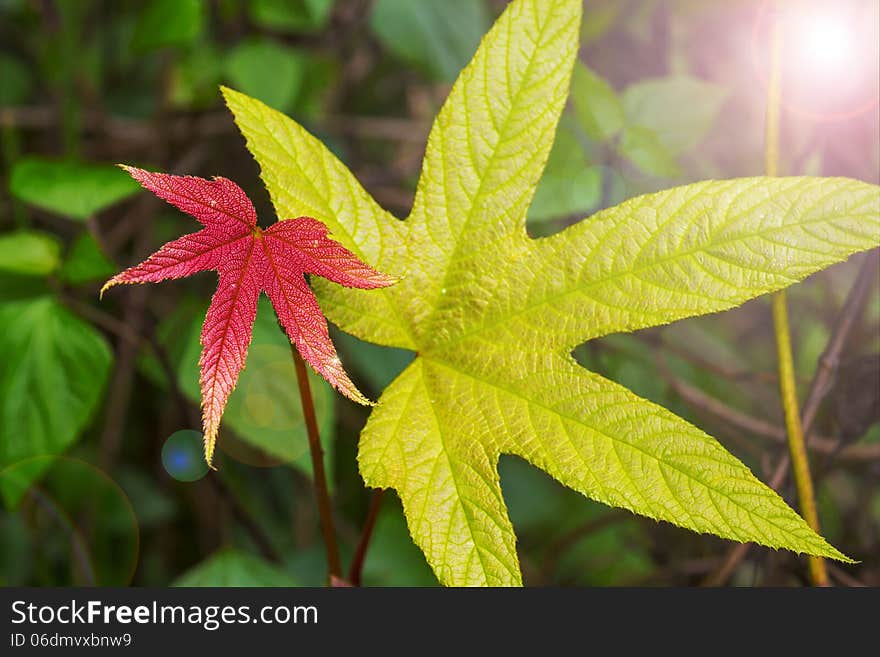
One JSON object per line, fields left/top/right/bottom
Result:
{"left": 540, "top": 511, "right": 630, "bottom": 578}
{"left": 290, "top": 346, "right": 342, "bottom": 581}
{"left": 27, "top": 487, "right": 96, "bottom": 586}
{"left": 348, "top": 488, "right": 385, "bottom": 586}
{"left": 799, "top": 251, "right": 880, "bottom": 432}
{"left": 208, "top": 476, "right": 281, "bottom": 563}
{"left": 704, "top": 251, "right": 879, "bottom": 585}
{"left": 324, "top": 116, "right": 429, "bottom": 143}
{"left": 0, "top": 106, "right": 232, "bottom": 145}
{"left": 648, "top": 333, "right": 777, "bottom": 384}
{"left": 98, "top": 257, "right": 149, "bottom": 468}
{"left": 662, "top": 368, "right": 880, "bottom": 464}
{"left": 827, "top": 563, "right": 867, "bottom": 588}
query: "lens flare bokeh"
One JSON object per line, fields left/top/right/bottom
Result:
{"left": 162, "top": 430, "right": 211, "bottom": 482}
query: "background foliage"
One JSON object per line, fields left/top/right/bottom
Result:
{"left": 0, "top": 0, "right": 878, "bottom": 587}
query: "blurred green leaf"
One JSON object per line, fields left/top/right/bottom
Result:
{"left": 0, "top": 53, "right": 32, "bottom": 106}
{"left": 618, "top": 125, "right": 681, "bottom": 177}
{"left": 499, "top": 456, "right": 580, "bottom": 535}
{"left": 553, "top": 517, "right": 652, "bottom": 586}
{"left": 0, "top": 297, "right": 112, "bottom": 508}
{"left": 225, "top": 38, "right": 306, "bottom": 112}
{"left": 295, "top": 54, "right": 340, "bottom": 120}
{"left": 132, "top": 0, "right": 205, "bottom": 52}
{"left": 173, "top": 548, "right": 297, "bottom": 586}
{"left": 529, "top": 119, "right": 602, "bottom": 223}
{"left": 170, "top": 42, "right": 225, "bottom": 110}
{"left": 570, "top": 62, "right": 624, "bottom": 142}
{"left": 248, "top": 0, "right": 333, "bottom": 33}
{"left": 9, "top": 158, "right": 141, "bottom": 221}
{"left": 370, "top": 0, "right": 490, "bottom": 81}
{"left": 622, "top": 75, "right": 727, "bottom": 155}
{"left": 59, "top": 233, "right": 115, "bottom": 285}
{"left": 362, "top": 497, "right": 437, "bottom": 586}
{"left": 499, "top": 455, "right": 652, "bottom": 586}
{"left": 0, "top": 231, "right": 61, "bottom": 277}
{"left": 145, "top": 298, "right": 335, "bottom": 473}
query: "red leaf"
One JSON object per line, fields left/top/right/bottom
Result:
{"left": 102, "top": 166, "right": 396, "bottom": 465}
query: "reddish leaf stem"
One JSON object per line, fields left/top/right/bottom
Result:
{"left": 291, "top": 346, "right": 342, "bottom": 581}
{"left": 348, "top": 488, "right": 385, "bottom": 586}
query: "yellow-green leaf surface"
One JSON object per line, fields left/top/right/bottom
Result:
{"left": 225, "top": 0, "right": 879, "bottom": 585}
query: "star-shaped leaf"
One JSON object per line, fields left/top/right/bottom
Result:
{"left": 226, "top": 0, "right": 879, "bottom": 585}
{"left": 102, "top": 167, "right": 395, "bottom": 464}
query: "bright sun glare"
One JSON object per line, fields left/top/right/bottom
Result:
{"left": 790, "top": 12, "right": 855, "bottom": 71}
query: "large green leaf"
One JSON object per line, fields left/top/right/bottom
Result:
{"left": 9, "top": 158, "right": 141, "bottom": 221}
{"left": 0, "top": 297, "right": 112, "bottom": 507}
{"left": 173, "top": 549, "right": 297, "bottom": 586}
{"left": 225, "top": 0, "right": 879, "bottom": 585}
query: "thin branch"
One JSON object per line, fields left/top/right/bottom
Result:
{"left": 0, "top": 106, "right": 232, "bottom": 145}
{"left": 323, "top": 115, "right": 429, "bottom": 142}
{"left": 704, "top": 251, "right": 879, "bottom": 586}
{"left": 827, "top": 563, "right": 867, "bottom": 588}
{"left": 662, "top": 365, "right": 880, "bottom": 464}
{"left": 98, "top": 244, "right": 150, "bottom": 469}
{"left": 799, "top": 252, "right": 880, "bottom": 432}
{"left": 208, "top": 476, "right": 281, "bottom": 563}
{"left": 540, "top": 511, "right": 630, "bottom": 579}
{"left": 27, "top": 487, "right": 96, "bottom": 585}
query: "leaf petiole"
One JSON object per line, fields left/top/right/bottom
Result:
{"left": 290, "top": 344, "right": 342, "bottom": 582}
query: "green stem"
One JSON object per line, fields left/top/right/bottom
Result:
{"left": 771, "top": 295, "right": 827, "bottom": 585}
{"left": 290, "top": 346, "right": 342, "bottom": 581}
{"left": 765, "top": 9, "right": 828, "bottom": 587}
